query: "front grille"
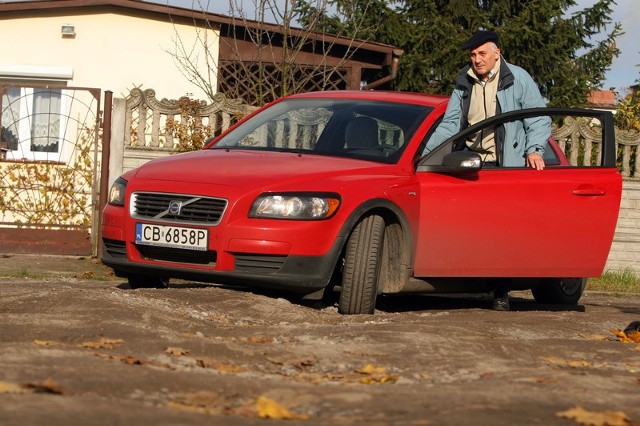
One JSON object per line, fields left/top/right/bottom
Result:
{"left": 132, "top": 192, "right": 227, "bottom": 225}
{"left": 137, "top": 245, "right": 217, "bottom": 265}
{"left": 234, "top": 254, "right": 287, "bottom": 274}
{"left": 103, "top": 239, "right": 127, "bottom": 259}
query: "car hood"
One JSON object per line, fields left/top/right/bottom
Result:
{"left": 133, "top": 149, "right": 389, "bottom": 187}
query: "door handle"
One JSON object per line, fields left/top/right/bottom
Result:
{"left": 572, "top": 187, "right": 606, "bottom": 196}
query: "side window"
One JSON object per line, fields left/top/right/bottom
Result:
{"left": 416, "top": 115, "right": 444, "bottom": 161}
{"left": 550, "top": 115, "right": 609, "bottom": 167}
{"left": 418, "top": 110, "right": 616, "bottom": 170}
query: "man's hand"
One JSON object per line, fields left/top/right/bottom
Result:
{"left": 526, "top": 152, "right": 545, "bottom": 170}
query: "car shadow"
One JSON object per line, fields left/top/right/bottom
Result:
{"left": 375, "top": 293, "right": 586, "bottom": 313}
{"left": 114, "top": 281, "right": 587, "bottom": 314}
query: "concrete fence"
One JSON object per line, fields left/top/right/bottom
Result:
{"left": 605, "top": 179, "right": 640, "bottom": 273}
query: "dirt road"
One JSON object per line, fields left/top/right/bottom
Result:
{"left": 1, "top": 255, "right": 639, "bottom": 425}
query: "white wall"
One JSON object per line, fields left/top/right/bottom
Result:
{"left": 0, "top": 12, "right": 220, "bottom": 100}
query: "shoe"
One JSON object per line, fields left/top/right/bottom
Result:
{"left": 493, "top": 296, "right": 510, "bottom": 311}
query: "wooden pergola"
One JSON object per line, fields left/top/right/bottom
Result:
{"left": 0, "top": 0, "right": 403, "bottom": 105}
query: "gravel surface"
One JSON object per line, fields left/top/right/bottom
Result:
{"left": 1, "top": 255, "right": 639, "bottom": 425}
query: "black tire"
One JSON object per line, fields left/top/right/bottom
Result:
{"left": 338, "top": 215, "right": 385, "bottom": 315}
{"left": 128, "top": 274, "right": 169, "bottom": 289}
{"left": 531, "top": 278, "right": 586, "bottom": 305}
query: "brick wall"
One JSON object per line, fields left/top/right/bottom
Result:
{"left": 605, "top": 179, "right": 640, "bottom": 273}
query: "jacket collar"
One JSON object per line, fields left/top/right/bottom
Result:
{"left": 456, "top": 55, "right": 514, "bottom": 93}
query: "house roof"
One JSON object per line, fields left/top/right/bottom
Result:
{"left": 0, "top": 0, "right": 403, "bottom": 65}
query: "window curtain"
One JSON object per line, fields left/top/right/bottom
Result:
{"left": 1, "top": 87, "right": 21, "bottom": 150}
{"left": 31, "top": 88, "right": 61, "bottom": 153}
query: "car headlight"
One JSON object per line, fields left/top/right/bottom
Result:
{"left": 249, "top": 193, "right": 340, "bottom": 220}
{"left": 108, "top": 177, "right": 127, "bottom": 206}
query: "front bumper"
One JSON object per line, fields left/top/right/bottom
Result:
{"left": 100, "top": 236, "right": 346, "bottom": 295}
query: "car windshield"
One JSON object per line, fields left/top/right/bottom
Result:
{"left": 210, "top": 98, "right": 433, "bottom": 163}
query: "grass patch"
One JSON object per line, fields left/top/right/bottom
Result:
{"left": 587, "top": 268, "right": 640, "bottom": 293}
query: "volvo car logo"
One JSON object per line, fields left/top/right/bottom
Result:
{"left": 168, "top": 200, "right": 184, "bottom": 215}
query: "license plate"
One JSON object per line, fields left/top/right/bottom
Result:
{"left": 135, "top": 223, "right": 208, "bottom": 251}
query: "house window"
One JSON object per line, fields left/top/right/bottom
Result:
{"left": 31, "top": 88, "right": 62, "bottom": 153}
{"left": 1, "top": 87, "right": 20, "bottom": 151}
{"left": 1, "top": 87, "right": 67, "bottom": 162}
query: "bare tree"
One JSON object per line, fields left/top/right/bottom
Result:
{"left": 166, "top": 0, "right": 382, "bottom": 106}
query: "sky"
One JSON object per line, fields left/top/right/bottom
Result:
{"left": 158, "top": 0, "right": 639, "bottom": 93}
{"left": 572, "top": 0, "right": 639, "bottom": 93}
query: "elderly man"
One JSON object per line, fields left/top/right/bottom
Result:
{"left": 425, "top": 30, "right": 552, "bottom": 311}
{"left": 425, "top": 30, "right": 550, "bottom": 171}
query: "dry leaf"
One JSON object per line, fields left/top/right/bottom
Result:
{"left": 247, "top": 336, "right": 274, "bottom": 344}
{"left": 77, "top": 271, "right": 95, "bottom": 279}
{"left": 120, "top": 355, "right": 150, "bottom": 365}
{"left": 557, "top": 406, "right": 630, "bottom": 426}
{"left": 81, "top": 337, "right": 124, "bottom": 349}
{"left": 196, "top": 358, "right": 247, "bottom": 373}
{"left": 356, "top": 364, "right": 386, "bottom": 375}
{"left": 0, "top": 381, "right": 31, "bottom": 394}
{"left": 0, "top": 378, "right": 65, "bottom": 395}
{"left": 33, "top": 340, "right": 61, "bottom": 346}
{"left": 544, "top": 357, "right": 592, "bottom": 368}
{"left": 532, "top": 376, "right": 559, "bottom": 384}
{"left": 355, "top": 364, "right": 398, "bottom": 384}
{"left": 610, "top": 328, "right": 640, "bottom": 343}
{"left": 23, "top": 378, "right": 65, "bottom": 395}
{"left": 94, "top": 353, "right": 156, "bottom": 367}
{"left": 166, "top": 391, "right": 224, "bottom": 415}
{"left": 256, "top": 396, "right": 309, "bottom": 420}
{"left": 165, "top": 347, "right": 190, "bottom": 356}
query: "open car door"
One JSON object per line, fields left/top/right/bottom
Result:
{"left": 413, "top": 108, "right": 621, "bottom": 278}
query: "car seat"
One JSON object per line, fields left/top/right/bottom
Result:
{"left": 344, "top": 116, "right": 379, "bottom": 149}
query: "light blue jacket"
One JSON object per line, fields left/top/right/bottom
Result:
{"left": 425, "top": 58, "right": 551, "bottom": 167}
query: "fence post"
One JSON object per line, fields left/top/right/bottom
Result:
{"left": 97, "top": 90, "right": 113, "bottom": 257}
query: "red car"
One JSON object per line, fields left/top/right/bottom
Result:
{"left": 100, "top": 91, "right": 621, "bottom": 314}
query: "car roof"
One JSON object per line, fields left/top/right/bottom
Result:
{"left": 285, "top": 90, "right": 449, "bottom": 108}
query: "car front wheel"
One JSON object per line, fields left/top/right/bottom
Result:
{"left": 531, "top": 278, "right": 586, "bottom": 305}
{"left": 128, "top": 274, "right": 170, "bottom": 289}
{"left": 338, "top": 215, "right": 385, "bottom": 315}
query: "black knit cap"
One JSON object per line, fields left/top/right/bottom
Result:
{"left": 461, "top": 30, "right": 500, "bottom": 50}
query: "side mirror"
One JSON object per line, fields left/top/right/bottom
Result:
{"left": 442, "top": 151, "right": 482, "bottom": 170}
{"left": 416, "top": 149, "right": 482, "bottom": 174}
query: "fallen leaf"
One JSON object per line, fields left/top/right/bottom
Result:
{"left": 256, "top": 396, "right": 309, "bottom": 420}
{"left": 23, "top": 378, "right": 65, "bottom": 395}
{"left": 355, "top": 364, "right": 386, "bottom": 375}
{"left": 121, "top": 355, "right": 150, "bottom": 365}
{"left": 196, "top": 358, "right": 247, "bottom": 373}
{"left": 544, "top": 357, "right": 592, "bottom": 368}
{"left": 33, "top": 340, "right": 61, "bottom": 346}
{"left": 0, "top": 378, "right": 66, "bottom": 395}
{"left": 93, "top": 353, "right": 161, "bottom": 368}
{"left": 77, "top": 271, "right": 95, "bottom": 279}
{"left": 166, "top": 391, "right": 224, "bottom": 415}
{"left": 0, "top": 381, "right": 30, "bottom": 394}
{"left": 354, "top": 364, "right": 398, "bottom": 384}
{"left": 247, "top": 336, "right": 274, "bottom": 344}
{"left": 556, "top": 406, "right": 630, "bottom": 426}
{"left": 81, "top": 337, "right": 124, "bottom": 349}
{"left": 532, "top": 376, "right": 559, "bottom": 384}
{"left": 165, "top": 347, "right": 190, "bottom": 357}
{"left": 610, "top": 328, "right": 640, "bottom": 343}
{"left": 206, "top": 313, "right": 230, "bottom": 323}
